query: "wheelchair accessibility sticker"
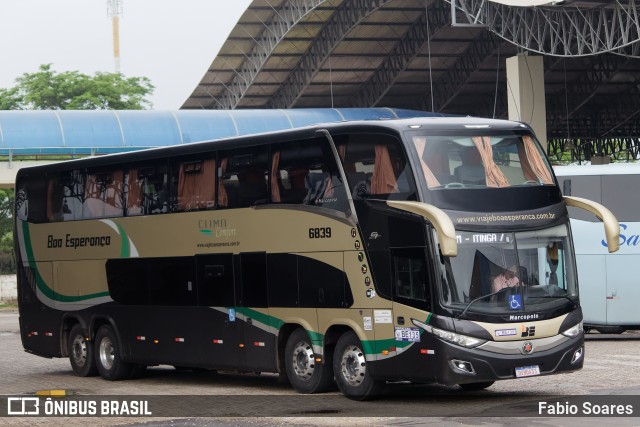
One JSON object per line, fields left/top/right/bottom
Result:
{"left": 509, "top": 294, "right": 522, "bottom": 310}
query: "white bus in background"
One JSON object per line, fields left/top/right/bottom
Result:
{"left": 555, "top": 163, "right": 640, "bottom": 334}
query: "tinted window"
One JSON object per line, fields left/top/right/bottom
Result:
{"left": 336, "top": 133, "right": 417, "bottom": 201}
{"left": 171, "top": 156, "right": 216, "bottom": 212}
{"left": 84, "top": 169, "right": 124, "bottom": 219}
{"left": 298, "top": 253, "right": 348, "bottom": 308}
{"left": 410, "top": 133, "right": 554, "bottom": 189}
{"left": 126, "top": 164, "right": 169, "bottom": 216}
{"left": 267, "top": 253, "right": 298, "bottom": 307}
{"left": 240, "top": 252, "right": 268, "bottom": 307}
{"left": 392, "top": 248, "right": 431, "bottom": 311}
{"left": 271, "top": 138, "right": 349, "bottom": 212}
{"left": 147, "top": 257, "right": 197, "bottom": 306}
{"left": 218, "top": 147, "right": 269, "bottom": 208}
{"left": 106, "top": 257, "right": 197, "bottom": 306}
{"left": 60, "top": 170, "right": 86, "bottom": 221}
{"left": 106, "top": 258, "right": 149, "bottom": 305}
{"left": 197, "top": 254, "right": 235, "bottom": 307}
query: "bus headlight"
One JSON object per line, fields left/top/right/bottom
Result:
{"left": 561, "top": 322, "right": 583, "bottom": 338}
{"left": 411, "top": 319, "right": 485, "bottom": 348}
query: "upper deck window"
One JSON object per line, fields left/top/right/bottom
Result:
{"left": 271, "top": 138, "right": 348, "bottom": 212}
{"left": 336, "top": 133, "right": 417, "bottom": 201}
{"left": 218, "top": 146, "right": 269, "bottom": 208}
{"left": 410, "top": 133, "right": 554, "bottom": 190}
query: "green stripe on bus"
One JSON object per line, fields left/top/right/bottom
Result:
{"left": 116, "top": 222, "right": 130, "bottom": 258}
{"left": 235, "top": 307, "right": 286, "bottom": 330}
{"left": 21, "top": 221, "right": 110, "bottom": 303}
{"left": 234, "top": 307, "right": 324, "bottom": 341}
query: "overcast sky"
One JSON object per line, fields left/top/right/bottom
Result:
{"left": 0, "top": 0, "right": 252, "bottom": 110}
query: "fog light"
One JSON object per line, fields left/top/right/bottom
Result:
{"left": 451, "top": 359, "right": 475, "bottom": 375}
{"left": 571, "top": 347, "right": 584, "bottom": 364}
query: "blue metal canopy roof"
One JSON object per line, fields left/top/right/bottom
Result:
{"left": 0, "top": 108, "right": 439, "bottom": 156}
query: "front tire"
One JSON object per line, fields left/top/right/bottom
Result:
{"left": 94, "top": 325, "right": 132, "bottom": 380}
{"left": 284, "top": 328, "right": 334, "bottom": 393}
{"left": 68, "top": 324, "right": 98, "bottom": 377}
{"left": 333, "top": 331, "right": 382, "bottom": 400}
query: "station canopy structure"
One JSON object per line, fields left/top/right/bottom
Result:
{"left": 183, "top": 0, "right": 640, "bottom": 162}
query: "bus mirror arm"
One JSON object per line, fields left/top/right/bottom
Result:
{"left": 386, "top": 200, "right": 457, "bottom": 257}
{"left": 564, "top": 196, "right": 620, "bottom": 253}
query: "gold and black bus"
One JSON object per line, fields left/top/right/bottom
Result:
{"left": 15, "top": 116, "right": 619, "bottom": 399}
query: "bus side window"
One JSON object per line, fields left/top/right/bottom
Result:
{"left": 271, "top": 137, "right": 349, "bottom": 212}
{"left": 61, "top": 170, "right": 86, "bottom": 221}
{"left": 46, "top": 175, "right": 65, "bottom": 222}
{"left": 338, "top": 134, "right": 417, "bottom": 201}
{"left": 172, "top": 157, "right": 216, "bottom": 212}
{"left": 126, "top": 164, "right": 168, "bottom": 216}
{"left": 23, "top": 176, "right": 48, "bottom": 223}
{"left": 218, "top": 147, "right": 269, "bottom": 208}
{"left": 392, "top": 248, "right": 431, "bottom": 311}
{"left": 84, "top": 169, "right": 124, "bottom": 219}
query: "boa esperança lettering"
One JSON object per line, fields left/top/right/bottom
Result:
{"left": 47, "top": 234, "right": 111, "bottom": 249}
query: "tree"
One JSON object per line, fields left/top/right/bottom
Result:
{"left": 0, "top": 64, "right": 154, "bottom": 110}
{"left": 0, "top": 65, "right": 155, "bottom": 274}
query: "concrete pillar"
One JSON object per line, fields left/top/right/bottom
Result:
{"left": 506, "top": 54, "right": 547, "bottom": 152}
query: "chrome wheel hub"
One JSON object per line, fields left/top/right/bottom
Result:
{"left": 340, "top": 345, "right": 366, "bottom": 387}
{"left": 99, "top": 336, "right": 115, "bottom": 370}
{"left": 291, "top": 341, "right": 315, "bottom": 381}
{"left": 71, "top": 335, "right": 87, "bottom": 367}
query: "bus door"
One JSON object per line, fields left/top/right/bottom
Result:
{"left": 390, "top": 246, "right": 432, "bottom": 379}
{"left": 197, "top": 253, "right": 242, "bottom": 369}
{"left": 236, "top": 252, "right": 276, "bottom": 372}
{"left": 355, "top": 199, "right": 431, "bottom": 378}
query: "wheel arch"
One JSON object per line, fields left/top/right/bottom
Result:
{"left": 89, "top": 315, "right": 126, "bottom": 359}
{"left": 60, "top": 314, "right": 89, "bottom": 358}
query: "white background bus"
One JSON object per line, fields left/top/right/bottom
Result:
{"left": 555, "top": 163, "right": 640, "bottom": 333}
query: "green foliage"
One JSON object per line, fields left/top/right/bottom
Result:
{"left": 0, "top": 64, "right": 154, "bottom": 110}
{"left": 0, "top": 65, "right": 154, "bottom": 273}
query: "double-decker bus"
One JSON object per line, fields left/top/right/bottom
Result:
{"left": 15, "top": 116, "right": 619, "bottom": 399}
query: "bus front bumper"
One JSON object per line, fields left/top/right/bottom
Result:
{"left": 434, "top": 334, "right": 584, "bottom": 386}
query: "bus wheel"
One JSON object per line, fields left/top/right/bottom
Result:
{"left": 95, "top": 325, "right": 132, "bottom": 381}
{"left": 68, "top": 324, "right": 98, "bottom": 377}
{"left": 333, "top": 331, "right": 382, "bottom": 400}
{"left": 458, "top": 381, "right": 495, "bottom": 391}
{"left": 285, "top": 328, "right": 334, "bottom": 393}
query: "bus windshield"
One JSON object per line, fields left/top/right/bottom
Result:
{"left": 438, "top": 224, "right": 577, "bottom": 316}
{"left": 409, "top": 132, "right": 554, "bottom": 189}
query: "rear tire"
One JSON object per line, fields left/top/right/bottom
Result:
{"left": 284, "top": 328, "right": 334, "bottom": 393}
{"left": 458, "top": 381, "right": 495, "bottom": 391}
{"left": 333, "top": 331, "right": 382, "bottom": 400}
{"left": 94, "top": 325, "right": 132, "bottom": 381}
{"left": 68, "top": 324, "right": 98, "bottom": 377}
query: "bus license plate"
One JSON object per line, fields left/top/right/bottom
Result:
{"left": 515, "top": 365, "right": 540, "bottom": 378}
{"left": 395, "top": 327, "right": 421, "bottom": 342}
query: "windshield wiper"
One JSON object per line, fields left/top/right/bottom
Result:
{"left": 457, "top": 286, "right": 516, "bottom": 319}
